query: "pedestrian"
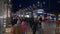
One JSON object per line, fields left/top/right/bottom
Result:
{"left": 32, "top": 18, "right": 38, "bottom": 34}
{"left": 21, "top": 19, "right": 28, "bottom": 34}
{"left": 10, "top": 16, "right": 23, "bottom": 34}
{"left": 43, "top": 16, "right": 51, "bottom": 34}
{"left": 38, "top": 17, "right": 43, "bottom": 34}
{"left": 29, "top": 18, "right": 34, "bottom": 28}
{"left": 11, "top": 15, "right": 18, "bottom": 26}
{"left": 17, "top": 17, "right": 21, "bottom": 24}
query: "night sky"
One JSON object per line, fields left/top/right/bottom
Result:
{"left": 11, "top": 0, "right": 60, "bottom": 13}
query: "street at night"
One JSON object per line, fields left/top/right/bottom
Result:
{"left": 0, "top": 0, "right": 60, "bottom": 34}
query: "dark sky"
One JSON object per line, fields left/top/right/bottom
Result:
{"left": 11, "top": 0, "right": 60, "bottom": 13}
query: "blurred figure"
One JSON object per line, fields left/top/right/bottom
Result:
{"left": 10, "top": 22, "right": 23, "bottom": 34}
{"left": 32, "top": 18, "right": 38, "bottom": 34}
{"left": 43, "top": 16, "right": 51, "bottom": 34}
{"left": 38, "top": 17, "right": 43, "bottom": 34}
{"left": 29, "top": 18, "right": 34, "bottom": 28}
{"left": 11, "top": 15, "right": 18, "bottom": 26}
{"left": 21, "top": 19, "right": 28, "bottom": 34}
{"left": 17, "top": 17, "right": 21, "bottom": 24}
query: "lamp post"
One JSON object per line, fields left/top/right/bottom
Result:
{"left": 37, "top": 1, "right": 40, "bottom": 7}
{"left": 37, "top": 1, "right": 43, "bottom": 9}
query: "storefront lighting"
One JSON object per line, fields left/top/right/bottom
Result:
{"left": 21, "top": 15, "right": 23, "bottom": 17}
{"left": 25, "top": 15, "right": 30, "bottom": 18}
{"left": 37, "top": 9, "right": 44, "bottom": 13}
{"left": 37, "top": 11, "right": 43, "bottom": 13}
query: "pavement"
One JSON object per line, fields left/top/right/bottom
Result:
{"left": 4, "top": 22, "right": 56, "bottom": 34}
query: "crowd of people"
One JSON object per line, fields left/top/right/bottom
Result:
{"left": 10, "top": 15, "right": 51, "bottom": 34}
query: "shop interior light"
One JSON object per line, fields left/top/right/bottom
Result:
{"left": 54, "top": 18, "right": 56, "bottom": 21}
{"left": 25, "top": 15, "right": 30, "bottom": 18}
{"left": 37, "top": 11, "right": 43, "bottom": 13}
{"left": 37, "top": 9, "right": 44, "bottom": 13}
{"left": 21, "top": 15, "right": 23, "bottom": 17}
{"left": 34, "top": 15, "right": 37, "bottom": 18}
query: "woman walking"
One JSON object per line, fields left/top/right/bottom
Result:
{"left": 21, "top": 19, "right": 28, "bottom": 34}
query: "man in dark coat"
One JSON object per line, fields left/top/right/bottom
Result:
{"left": 11, "top": 15, "right": 18, "bottom": 26}
{"left": 32, "top": 18, "right": 38, "bottom": 34}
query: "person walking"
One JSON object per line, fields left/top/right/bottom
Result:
{"left": 21, "top": 19, "right": 28, "bottom": 34}
{"left": 11, "top": 15, "right": 18, "bottom": 26}
{"left": 43, "top": 16, "right": 51, "bottom": 34}
{"left": 38, "top": 17, "right": 43, "bottom": 34}
{"left": 32, "top": 18, "right": 38, "bottom": 34}
{"left": 10, "top": 16, "right": 23, "bottom": 34}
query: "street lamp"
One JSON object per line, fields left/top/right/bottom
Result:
{"left": 43, "top": 1, "right": 45, "bottom": 5}
{"left": 37, "top": 1, "right": 43, "bottom": 8}
{"left": 33, "top": 4, "right": 36, "bottom": 8}
{"left": 19, "top": 4, "right": 21, "bottom": 7}
{"left": 37, "top": 1, "right": 40, "bottom": 6}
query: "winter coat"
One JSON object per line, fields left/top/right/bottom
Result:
{"left": 21, "top": 21, "right": 27, "bottom": 32}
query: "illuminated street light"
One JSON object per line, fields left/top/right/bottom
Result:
{"left": 37, "top": 1, "right": 39, "bottom": 4}
{"left": 37, "top": 1, "right": 40, "bottom": 6}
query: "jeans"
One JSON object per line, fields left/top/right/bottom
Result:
{"left": 38, "top": 28, "right": 43, "bottom": 34}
